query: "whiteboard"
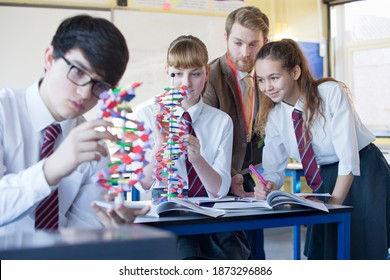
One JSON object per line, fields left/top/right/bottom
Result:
{"left": 0, "top": 6, "right": 226, "bottom": 119}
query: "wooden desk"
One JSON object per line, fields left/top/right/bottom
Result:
{"left": 136, "top": 204, "right": 352, "bottom": 260}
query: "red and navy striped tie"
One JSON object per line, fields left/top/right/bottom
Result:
{"left": 182, "top": 112, "right": 206, "bottom": 197}
{"left": 35, "top": 124, "right": 62, "bottom": 230}
{"left": 292, "top": 109, "right": 323, "bottom": 192}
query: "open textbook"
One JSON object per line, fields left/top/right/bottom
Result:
{"left": 195, "top": 190, "right": 330, "bottom": 213}
{"left": 147, "top": 198, "right": 226, "bottom": 218}
{"left": 145, "top": 191, "right": 330, "bottom": 217}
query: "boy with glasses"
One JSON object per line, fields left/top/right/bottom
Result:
{"left": 61, "top": 55, "right": 112, "bottom": 99}
{"left": 0, "top": 15, "right": 149, "bottom": 234}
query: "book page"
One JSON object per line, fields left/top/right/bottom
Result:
{"left": 191, "top": 192, "right": 330, "bottom": 212}
{"left": 206, "top": 201, "right": 271, "bottom": 210}
{"left": 267, "top": 191, "right": 329, "bottom": 212}
{"left": 153, "top": 198, "right": 226, "bottom": 218}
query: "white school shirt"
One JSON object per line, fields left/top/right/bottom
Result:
{"left": 134, "top": 98, "right": 233, "bottom": 198}
{"left": 262, "top": 81, "right": 375, "bottom": 187}
{"left": 0, "top": 81, "right": 108, "bottom": 234}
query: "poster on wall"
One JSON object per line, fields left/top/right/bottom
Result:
{"left": 130, "top": 0, "right": 245, "bottom": 15}
{"left": 212, "top": 0, "right": 245, "bottom": 13}
{"left": 0, "top": 0, "right": 247, "bottom": 15}
{"left": 133, "top": 0, "right": 209, "bottom": 12}
{"left": 0, "top": 0, "right": 115, "bottom": 8}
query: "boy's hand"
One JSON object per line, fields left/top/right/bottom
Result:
{"left": 91, "top": 203, "right": 150, "bottom": 227}
{"left": 43, "top": 120, "right": 117, "bottom": 185}
{"left": 91, "top": 193, "right": 150, "bottom": 227}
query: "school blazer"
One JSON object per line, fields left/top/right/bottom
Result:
{"left": 203, "top": 54, "right": 262, "bottom": 177}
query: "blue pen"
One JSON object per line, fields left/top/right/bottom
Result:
{"left": 249, "top": 164, "right": 267, "bottom": 186}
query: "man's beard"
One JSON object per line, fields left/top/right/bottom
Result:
{"left": 227, "top": 50, "right": 254, "bottom": 73}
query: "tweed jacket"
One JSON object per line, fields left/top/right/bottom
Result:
{"left": 203, "top": 54, "right": 263, "bottom": 177}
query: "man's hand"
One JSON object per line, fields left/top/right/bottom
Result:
{"left": 230, "top": 173, "right": 254, "bottom": 197}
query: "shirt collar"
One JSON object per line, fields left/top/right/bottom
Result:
{"left": 296, "top": 99, "right": 305, "bottom": 112}
{"left": 281, "top": 98, "right": 305, "bottom": 115}
{"left": 26, "top": 80, "right": 56, "bottom": 134}
{"left": 177, "top": 98, "right": 204, "bottom": 123}
{"left": 237, "top": 69, "right": 254, "bottom": 81}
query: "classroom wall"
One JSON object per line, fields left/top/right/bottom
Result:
{"left": 279, "top": 0, "right": 324, "bottom": 42}
{"left": 114, "top": 9, "right": 226, "bottom": 115}
{"left": 0, "top": 6, "right": 110, "bottom": 93}
{"left": 0, "top": 0, "right": 326, "bottom": 119}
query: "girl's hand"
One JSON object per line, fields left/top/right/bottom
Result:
{"left": 254, "top": 181, "right": 278, "bottom": 200}
{"left": 182, "top": 134, "right": 202, "bottom": 164}
{"left": 153, "top": 105, "right": 169, "bottom": 143}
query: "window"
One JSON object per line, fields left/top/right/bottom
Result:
{"left": 330, "top": 0, "right": 390, "bottom": 135}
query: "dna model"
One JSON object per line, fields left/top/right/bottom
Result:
{"left": 94, "top": 83, "right": 151, "bottom": 204}
{"left": 154, "top": 74, "right": 189, "bottom": 199}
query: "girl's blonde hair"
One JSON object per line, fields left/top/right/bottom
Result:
{"left": 167, "top": 35, "right": 208, "bottom": 69}
{"left": 167, "top": 35, "right": 209, "bottom": 95}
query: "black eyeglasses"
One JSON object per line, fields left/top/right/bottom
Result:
{"left": 61, "top": 56, "right": 112, "bottom": 98}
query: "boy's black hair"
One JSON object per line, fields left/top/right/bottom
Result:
{"left": 51, "top": 14, "right": 129, "bottom": 87}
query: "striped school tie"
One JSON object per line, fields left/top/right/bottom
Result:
{"left": 182, "top": 112, "right": 206, "bottom": 197}
{"left": 242, "top": 75, "right": 254, "bottom": 128}
{"left": 35, "top": 124, "right": 62, "bottom": 230}
{"left": 292, "top": 109, "right": 323, "bottom": 192}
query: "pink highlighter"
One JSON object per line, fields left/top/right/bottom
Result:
{"left": 249, "top": 164, "right": 268, "bottom": 186}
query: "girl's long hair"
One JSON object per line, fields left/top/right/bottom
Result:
{"left": 254, "top": 39, "right": 343, "bottom": 139}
